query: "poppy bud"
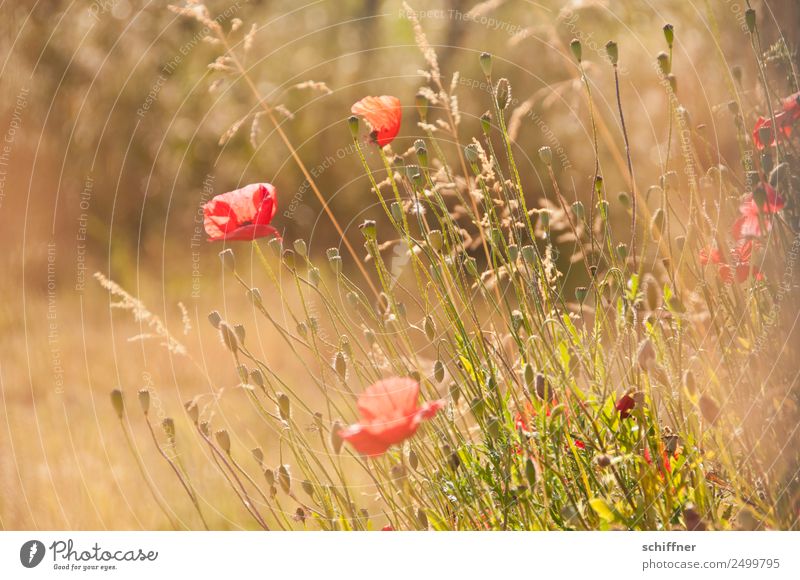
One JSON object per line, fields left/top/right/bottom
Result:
{"left": 495, "top": 78, "right": 511, "bottom": 110}
{"left": 359, "top": 219, "right": 377, "bottom": 241}
{"left": 618, "top": 191, "right": 631, "bottom": 208}
{"left": 334, "top": 352, "right": 347, "bottom": 380}
{"left": 657, "top": 52, "right": 670, "bottom": 76}
{"left": 215, "top": 429, "right": 231, "bottom": 454}
{"left": 264, "top": 468, "right": 275, "bottom": 486}
{"left": 219, "top": 248, "right": 235, "bottom": 272}
{"left": 699, "top": 394, "right": 720, "bottom": 425}
{"left": 663, "top": 23, "right": 674, "bottom": 47}
{"left": 414, "top": 139, "right": 428, "bottom": 167}
{"left": 537, "top": 146, "right": 552, "bottom": 166}
{"left": 449, "top": 382, "right": 461, "bottom": 405}
{"left": 162, "top": 417, "right": 176, "bottom": 442}
{"left": 571, "top": 201, "right": 585, "bottom": 221}
{"left": 464, "top": 143, "right": 479, "bottom": 165}
{"left": 548, "top": 404, "right": 565, "bottom": 420}
{"left": 292, "top": 238, "right": 307, "bottom": 257}
{"left": 251, "top": 447, "right": 263, "bottom": 466}
{"left": 111, "top": 389, "right": 124, "bottom": 419}
{"left": 138, "top": 389, "right": 150, "bottom": 415}
{"left": 523, "top": 363, "right": 535, "bottom": 388}
{"left": 605, "top": 40, "right": 618, "bottom": 66}
{"left": 464, "top": 256, "right": 479, "bottom": 277}
{"left": 745, "top": 8, "right": 756, "bottom": 33}
{"left": 575, "top": 286, "right": 589, "bottom": 303}
{"left": 539, "top": 210, "right": 551, "bottom": 229}
{"left": 329, "top": 255, "right": 342, "bottom": 275}
{"left": 433, "top": 360, "right": 445, "bottom": 383}
{"left": 301, "top": 479, "right": 314, "bottom": 497}
{"left": 208, "top": 310, "right": 222, "bottom": 329}
{"left": 524, "top": 457, "right": 537, "bottom": 487}
{"left": 487, "top": 415, "right": 500, "bottom": 438}
{"left": 219, "top": 322, "right": 239, "bottom": 354}
{"left": 236, "top": 363, "right": 247, "bottom": 383}
{"left": 277, "top": 392, "right": 291, "bottom": 421}
{"left": 650, "top": 208, "right": 665, "bottom": 238}
{"left": 415, "top": 92, "right": 428, "bottom": 122}
{"left": 423, "top": 315, "right": 436, "bottom": 341}
{"left": 364, "top": 328, "right": 376, "bottom": 346}
{"left": 308, "top": 267, "right": 321, "bottom": 288}
{"left": 278, "top": 464, "right": 291, "bottom": 493}
{"left": 347, "top": 115, "right": 359, "bottom": 139}
{"left": 534, "top": 373, "right": 547, "bottom": 400}
{"left": 427, "top": 229, "right": 443, "bottom": 252}
{"left": 480, "top": 111, "right": 492, "bottom": 135}
{"left": 199, "top": 421, "right": 210, "bottom": 436}
{"left": 330, "top": 420, "right": 344, "bottom": 454}
{"left": 409, "top": 448, "right": 419, "bottom": 470}
{"left": 667, "top": 73, "right": 677, "bottom": 94}
{"left": 616, "top": 243, "right": 628, "bottom": 260}
{"left": 479, "top": 52, "right": 492, "bottom": 77}
{"left": 570, "top": 38, "right": 582, "bottom": 62}
{"left": 508, "top": 244, "right": 519, "bottom": 261}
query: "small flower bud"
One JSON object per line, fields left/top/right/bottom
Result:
{"left": 575, "top": 286, "right": 589, "bottom": 303}
{"left": 616, "top": 243, "right": 628, "bottom": 260}
{"left": 480, "top": 111, "right": 492, "bottom": 134}
{"left": 309, "top": 267, "right": 321, "bottom": 288}
{"left": 427, "top": 229, "right": 443, "bottom": 252}
{"left": 745, "top": 8, "right": 756, "bottom": 33}
{"left": 663, "top": 23, "right": 674, "bottom": 47}
{"left": 434, "top": 360, "right": 445, "bottom": 383}
{"left": 110, "top": 389, "right": 124, "bottom": 419}
{"left": 414, "top": 139, "right": 428, "bottom": 167}
{"left": 234, "top": 324, "right": 246, "bottom": 345}
{"left": 464, "top": 143, "right": 480, "bottom": 165}
{"left": 637, "top": 338, "right": 656, "bottom": 369}
{"left": 138, "top": 389, "right": 150, "bottom": 415}
{"left": 302, "top": 479, "right": 315, "bottom": 497}
{"left": 278, "top": 464, "right": 291, "bottom": 493}
{"left": 390, "top": 201, "right": 403, "bottom": 223}
{"left": 521, "top": 245, "right": 536, "bottom": 265}
{"left": 334, "top": 352, "right": 347, "bottom": 380}
{"left": 596, "top": 454, "right": 611, "bottom": 468}
{"left": 219, "top": 321, "right": 239, "bottom": 354}
{"left": 423, "top": 315, "right": 436, "bottom": 341}
{"left": 479, "top": 52, "right": 492, "bottom": 77}
{"left": 409, "top": 448, "right": 419, "bottom": 470}
{"left": 359, "top": 219, "right": 377, "bottom": 241}
{"left": 416, "top": 508, "right": 429, "bottom": 530}
{"left": 667, "top": 73, "right": 677, "bottom": 93}
{"left": 683, "top": 369, "right": 696, "bottom": 395}
{"left": 207, "top": 310, "right": 222, "bottom": 329}
{"left": 248, "top": 288, "right": 263, "bottom": 308}
{"left": 449, "top": 382, "right": 461, "bottom": 405}
{"left": 618, "top": 191, "right": 631, "bottom": 208}
{"left": 534, "top": 373, "right": 548, "bottom": 400}
{"left": 657, "top": 51, "right": 670, "bottom": 76}
{"left": 330, "top": 421, "right": 344, "bottom": 454}
{"left": 264, "top": 468, "right": 275, "bottom": 486}
{"left": 293, "top": 238, "right": 307, "bottom": 256}
{"left": 184, "top": 400, "right": 199, "bottom": 424}
{"left": 347, "top": 115, "right": 359, "bottom": 139}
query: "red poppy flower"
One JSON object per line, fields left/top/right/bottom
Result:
{"left": 381, "top": 525, "right": 394, "bottom": 531}
{"left": 700, "top": 239, "right": 763, "bottom": 284}
{"left": 351, "top": 96, "right": 402, "bottom": 147}
{"left": 203, "top": 183, "right": 279, "bottom": 242}
{"left": 732, "top": 184, "right": 784, "bottom": 240}
{"left": 615, "top": 393, "right": 636, "bottom": 419}
{"left": 752, "top": 92, "right": 800, "bottom": 149}
{"left": 573, "top": 439, "right": 586, "bottom": 450}
{"left": 644, "top": 446, "right": 673, "bottom": 475}
{"left": 338, "top": 377, "right": 444, "bottom": 457}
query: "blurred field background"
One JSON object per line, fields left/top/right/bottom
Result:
{"left": 1, "top": 0, "right": 798, "bottom": 529}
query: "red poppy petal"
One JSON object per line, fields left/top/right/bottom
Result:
{"left": 351, "top": 96, "right": 402, "bottom": 147}
{"left": 357, "top": 377, "right": 419, "bottom": 423}
{"left": 338, "top": 424, "right": 393, "bottom": 457}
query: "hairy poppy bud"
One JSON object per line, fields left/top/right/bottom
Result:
{"left": 278, "top": 464, "right": 291, "bottom": 493}
{"left": 292, "top": 238, "right": 307, "bottom": 257}
{"left": 495, "top": 78, "right": 511, "bottom": 110}
{"left": 390, "top": 201, "right": 403, "bottom": 223}
{"left": 449, "top": 382, "right": 461, "bottom": 405}
{"left": 464, "top": 143, "right": 479, "bottom": 165}
{"left": 219, "top": 321, "right": 239, "bottom": 354}
{"left": 301, "top": 479, "right": 314, "bottom": 497}
{"left": 111, "top": 389, "right": 124, "bottom": 419}
{"left": 523, "top": 363, "right": 535, "bottom": 388}
{"left": 479, "top": 52, "right": 492, "bottom": 77}
{"left": 427, "top": 229, "right": 444, "bottom": 253}
{"left": 570, "top": 38, "right": 582, "bottom": 62}
{"left": 433, "top": 360, "right": 445, "bottom": 383}
{"left": 334, "top": 352, "right": 347, "bottom": 380}
{"left": 277, "top": 392, "right": 291, "bottom": 421}
{"left": 219, "top": 248, "right": 235, "bottom": 272}
{"left": 415, "top": 92, "right": 428, "bottom": 122}
{"left": 234, "top": 324, "right": 246, "bottom": 345}
{"left": 667, "top": 73, "right": 677, "bottom": 94}
{"left": 605, "top": 40, "right": 618, "bottom": 66}
{"left": 538, "top": 146, "right": 552, "bottom": 166}
{"left": 215, "top": 429, "right": 231, "bottom": 454}
{"left": 138, "top": 389, "right": 150, "bottom": 415}
{"left": 264, "top": 468, "right": 275, "bottom": 486}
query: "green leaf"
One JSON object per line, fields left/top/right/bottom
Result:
{"left": 589, "top": 497, "right": 616, "bottom": 522}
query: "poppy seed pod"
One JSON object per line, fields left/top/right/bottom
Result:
{"left": 424, "top": 315, "right": 436, "bottom": 341}
{"left": 480, "top": 111, "right": 492, "bottom": 135}
{"left": 293, "top": 238, "right": 307, "bottom": 257}
{"left": 415, "top": 92, "right": 428, "bottom": 122}
{"left": 495, "top": 78, "right": 511, "bottom": 110}
{"left": 359, "top": 219, "right": 377, "bottom": 241}
{"left": 215, "top": 429, "right": 231, "bottom": 454}
{"left": 234, "top": 324, "right": 246, "bottom": 345}
{"left": 605, "top": 40, "right": 618, "bottom": 66}
{"left": 277, "top": 392, "right": 291, "bottom": 421}
{"left": 521, "top": 245, "right": 536, "bottom": 265}
{"left": 570, "top": 38, "right": 582, "bottom": 62}
{"left": 347, "top": 115, "right": 359, "bottom": 139}
{"left": 575, "top": 286, "right": 589, "bottom": 303}
{"left": 219, "top": 322, "right": 239, "bottom": 354}
{"left": 667, "top": 74, "right": 677, "bottom": 94}
{"left": 427, "top": 229, "right": 444, "bottom": 252}
{"left": 138, "top": 389, "right": 150, "bottom": 415}
{"left": 111, "top": 389, "right": 124, "bottom": 419}
{"left": 302, "top": 479, "right": 314, "bottom": 497}
{"left": 219, "top": 248, "right": 235, "bottom": 272}
{"left": 208, "top": 310, "right": 222, "bottom": 329}
{"left": 663, "top": 23, "right": 674, "bottom": 47}
{"left": 329, "top": 255, "right": 342, "bottom": 275}
{"left": 390, "top": 201, "right": 403, "bottom": 223}
{"left": 479, "top": 52, "right": 492, "bottom": 77}
{"left": 278, "top": 464, "right": 291, "bottom": 493}
{"left": 538, "top": 145, "right": 552, "bottom": 166}
{"left": 464, "top": 143, "right": 479, "bottom": 165}
{"left": 309, "top": 267, "right": 321, "bottom": 288}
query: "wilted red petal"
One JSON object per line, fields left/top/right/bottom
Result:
{"left": 351, "top": 96, "right": 402, "bottom": 147}
{"left": 203, "top": 183, "right": 278, "bottom": 242}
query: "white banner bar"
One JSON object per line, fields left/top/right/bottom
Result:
{"left": 1, "top": 532, "right": 798, "bottom": 579}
